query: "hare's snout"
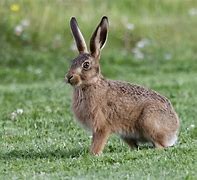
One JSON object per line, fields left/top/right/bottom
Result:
{"left": 65, "top": 73, "right": 82, "bottom": 86}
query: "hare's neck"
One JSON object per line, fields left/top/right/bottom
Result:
{"left": 83, "top": 74, "right": 103, "bottom": 85}
{"left": 73, "top": 87, "right": 84, "bottom": 105}
{"left": 73, "top": 77, "right": 106, "bottom": 96}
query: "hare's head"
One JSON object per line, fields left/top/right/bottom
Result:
{"left": 65, "top": 16, "right": 108, "bottom": 86}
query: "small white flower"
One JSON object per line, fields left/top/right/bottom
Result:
{"left": 136, "top": 38, "right": 150, "bottom": 48}
{"left": 16, "top": 108, "right": 23, "bottom": 114}
{"left": 132, "top": 47, "right": 144, "bottom": 59}
{"left": 11, "top": 112, "right": 17, "bottom": 120}
{"left": 187, "top": 124, "right": 195, "bottom": 131}
{"left": 21, "top": 19, "right": 30, "bottom": 27}
{"left": 188, "top": 8, "right": 197, "bottom": 16}
{"left": 126, "top": 23, "right": 135, "bottom": 30}
{"left": 10, "top": 108, "right": 24, "bottom": 120}
{"left": 190, "top": 124, "right": 195, "bottom": 128}
{"left": 14, "top": 25, "right": 23, "bottom": 36}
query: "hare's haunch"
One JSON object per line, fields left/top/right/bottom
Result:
{"left": 65, "top": 16, "right": 180, "bottom": 155}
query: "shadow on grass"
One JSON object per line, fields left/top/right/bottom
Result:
{"left": 0, "top": 147, "right": 87, "bottom": 160}
{"left": 0, "top": 145, "right": 155, "bottom": 160}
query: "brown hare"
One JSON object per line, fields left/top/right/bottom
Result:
{"left": 65, "top": 16, "right": 180, "bottom": 155}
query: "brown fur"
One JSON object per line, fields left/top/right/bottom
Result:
{"left": 65, "top": 16, "right": 180, "bottom": 155}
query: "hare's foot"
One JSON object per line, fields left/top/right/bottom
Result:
{"left": 153, "top": 142, "right": 165, "bottom": 149}
{"left": 90, "top": 129, "right": 110, "bottom": 156}
{"left": 153, "top": 134, "right": 178, "bottom": 149}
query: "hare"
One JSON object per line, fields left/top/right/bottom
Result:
{"left": 65, "top": 16, "right": 180, "bottom": 155}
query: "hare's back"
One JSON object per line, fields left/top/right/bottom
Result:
{"left": 106, "top": 80, "right": 171, "bottom": 106}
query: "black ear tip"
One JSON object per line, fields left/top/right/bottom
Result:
{"left": 101, "top": 16, "right": 108, "bottom": 26}
{"left": 71, "top": 17, "right": 76, "bottom": 20}
{"left": 102, "top": 16, "right": 108, "bottom": 22}
{"left": 70, "top": 17, "right": 77, "bottom": 23}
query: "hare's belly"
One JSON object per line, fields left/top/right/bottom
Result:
{"left": 118, "top": 130, "right": 149, "bottom": 143}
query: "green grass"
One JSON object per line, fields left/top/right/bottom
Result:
{"left": 0, "top": 0, "right": 197, "bottom": 179}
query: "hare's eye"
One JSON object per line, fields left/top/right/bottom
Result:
{"left": 82, "top": 61, "right": 90, "bottom": 70}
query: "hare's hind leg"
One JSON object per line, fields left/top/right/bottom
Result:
{"left": 140, "top": 107, "right": 179, "bottom": 149}
{"left": 143, "top": 123, "right": 177, "bottom": 149}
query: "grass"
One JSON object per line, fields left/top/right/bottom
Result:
{"left": 0, "top": 0, "right": 197, "bottom": 179}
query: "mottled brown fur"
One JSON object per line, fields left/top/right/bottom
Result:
{"left": 65, "top": 16, "right": 180, "bottom": 155}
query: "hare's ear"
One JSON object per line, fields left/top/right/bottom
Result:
{"left": 90, "top": 16, "right": 108, "bottom": 58}
{"left": 70, "top": 17, "right": 88, "bottom": 53}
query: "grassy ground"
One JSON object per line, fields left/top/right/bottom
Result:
{"left": 0, "top": 0, "right": 197, "bottom": 179}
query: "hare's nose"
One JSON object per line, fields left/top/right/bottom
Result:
{"left": 68, "top": 75, "right": 73, "bottom": 81}
{"left": 65, "top": 74, "right": 73, "bottom": 83}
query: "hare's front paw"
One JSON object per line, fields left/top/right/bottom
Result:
{"left": 90, "top": 148, "right": 102, "bottom": 156}
{"left": 90, "top": 130, "right": 110, "bottom": 156}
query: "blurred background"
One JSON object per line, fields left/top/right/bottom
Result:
{"left": 0, "top": 0, "right": 197, "bottom": 178}
{"left": 1, "top": 0, "right": 196, "bottom": 84}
